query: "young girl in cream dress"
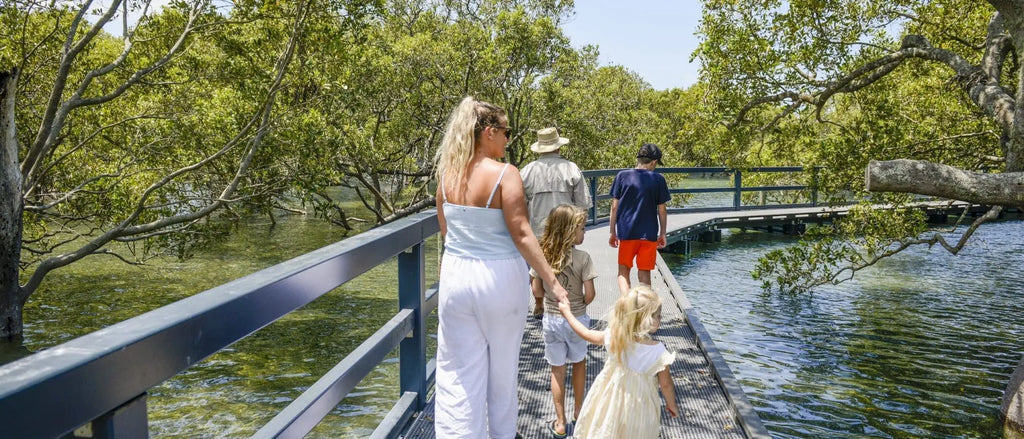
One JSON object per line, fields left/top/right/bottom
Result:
{"left": 557, "top": 285, "right": 679, "bottom": 438}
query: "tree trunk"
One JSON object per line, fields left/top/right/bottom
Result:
{"left": 865, "top": 159, "right": 1024, "bottom": 207}
{"left": 0, "top": 69, "right": 26, "bottom": 339}
{"left": 1004, "top": 355, "right": 1024, "bottom": 435}
{"left": 1003, "top": 28, "right": 1024, "bottom": 436}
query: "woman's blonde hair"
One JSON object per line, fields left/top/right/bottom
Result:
{"left": 539, "top": 204, "right": 587, "bottom": 274}
{"left": 433, "top": 96, "right": 506, "bottom": 196}
{"left": 608, "top": 285, "right": 662, "bottom": 363}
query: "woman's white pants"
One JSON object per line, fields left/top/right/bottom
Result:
{"left": 434, "top": 254, "right": 529, "bottom": 439}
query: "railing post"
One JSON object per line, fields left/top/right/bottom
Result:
{"left": 398, "top": 242, "right": 426, "bottom": 409}
{"left": 733, "top": 170, "right": 742, "bottom": 210}
{"left": 588, "top": 176, "right": 598, "bottom": 225}
{"left": 91, "top": 393, "right": 148, "bottom": 439}
{"left": 811, "top": 167, "right": 819, "bottom": 207}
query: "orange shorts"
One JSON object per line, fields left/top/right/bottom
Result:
{"left": 617, "top": 239, "right": 657, "bottom": 271}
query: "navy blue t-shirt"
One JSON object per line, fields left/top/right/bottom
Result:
{"left": 610, "top": 169, "right": 671, "bottom": 241}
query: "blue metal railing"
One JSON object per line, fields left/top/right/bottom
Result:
{"left": 583, "top": 166, "right": 821, "bottom": 225}
{"left": 0, "top": 165, "right": 820, "bottom": 438}
{"left": 0, "top": 210, "right": 440, "bottom": 438}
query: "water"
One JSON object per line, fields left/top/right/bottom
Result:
{"left": 591, "top": 174, "right": 815, "bottom": 214}
{"left": 14, "top": 214, "right": 440, "bottom": 437}
{"left": 664, "top": 221, "right": 1024, "bottom": 438}
{"left": 10, "top": 176, "right": 1014, "bottom": 437}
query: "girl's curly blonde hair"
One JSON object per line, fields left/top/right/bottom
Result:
{"left": 539, "top": 204, "right": 587, "bottom": 274}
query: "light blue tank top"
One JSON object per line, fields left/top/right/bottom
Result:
{"left": 442, "top": 164, "right": 520, "bottom": 260}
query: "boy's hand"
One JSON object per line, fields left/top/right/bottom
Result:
{"left": 608, "top": 233, "right": 619, "bottom": 248}
{"left": 657, "top": 233, "right": 667, "bottom": 249}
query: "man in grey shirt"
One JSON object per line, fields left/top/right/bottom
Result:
{"left": 522, "top": 127, "right": 592, "bottom": 236}
{"left": 521, "top": 127, "right": 593, "bottom": 316}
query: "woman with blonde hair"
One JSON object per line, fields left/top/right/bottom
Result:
{"left": 434, "top": 96, "right": 569, "bottom": 439}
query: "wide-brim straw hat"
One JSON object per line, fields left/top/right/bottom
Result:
{"left": 530, "top": 127, "right": 570, "bottom": 153}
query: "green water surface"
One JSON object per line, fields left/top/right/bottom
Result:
{"left": 15, "top": 214, "right": 439, "bottom": 437}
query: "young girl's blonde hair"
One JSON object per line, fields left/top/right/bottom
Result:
{"left": 539, "top": 204, "right": 587, "bottom": 274}
{"left": 433, "top": 96, "right": 506, "bottom": 196}
{"left": 608, "top": 286, "right": 662, "bottom": 363}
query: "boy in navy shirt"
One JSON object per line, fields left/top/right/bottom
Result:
{"left": 608, "top": 143, "right": 671, "bottom": 293}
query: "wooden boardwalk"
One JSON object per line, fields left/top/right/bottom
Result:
{"left": 398, "top": 207, "right": 851, "bottom": 438}
{"left": 398, "top": 202, "right": 994, "bottom": 438}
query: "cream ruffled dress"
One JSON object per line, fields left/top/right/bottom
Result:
{"left": 572, "top": 335, "right": 676, "bottom": 439}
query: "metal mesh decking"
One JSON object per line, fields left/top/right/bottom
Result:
{"left": 403, "top": 317, "right": 746, "bottom": 438}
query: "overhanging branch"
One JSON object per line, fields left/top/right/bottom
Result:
{"left": 732, "top": 32, "right": 1017, "bottom": 134}
{"left": 866, "top": 159, "right": 1024, "bottom": 206}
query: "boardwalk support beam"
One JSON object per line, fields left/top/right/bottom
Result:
{"left": 698, "top": 230, "right": 721, "bottom": 243}
{"left": 782, "top": 223, "right": 805, "bottom": 235}
{"left": 91, "top": 393, "right": 148, "bottom": 439}
{"left": 663, "top": 239, "right": 691, "bottom": 256}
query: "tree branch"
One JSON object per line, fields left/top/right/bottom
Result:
{"left": 728, "top": 90, "right": 802, "bottom": 129}
{"left": 981, "top": 12, "right": 1011, "bottom": 82}
{"left": 20, "top": 0, "right": 310, "bottom": 295}
{"left": 908, "top": 205, "right": 1002, "bottom": 253}
{"left": 732, "top": 33, "right": 1017, "bottom": 136}
{"left": 22, "top": 1, "right": 206, "bottom": 197}
{"left": 381, "top": 197, "right": 435, "bottom": 223}
{"left": 866, "top": 159, "right": 1024, "bottom": 206}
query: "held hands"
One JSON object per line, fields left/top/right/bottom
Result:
{"left": 557, "top": 299, "right": 572, "bottom": 317}
{"left": 552, "top": 282, "right": 570, "bottom": 305}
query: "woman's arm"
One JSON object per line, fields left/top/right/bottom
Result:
{"left": 557, "top": 301, "right": 605, "bottom": 345}
{"left": 657, "top": 367, "right": 679, "bottom": 417}
{"left": 499, "top": 165, "right": 569, "bottom": 303}
{"left": 435, "top": 184, "right": 447, "bottom": 239}
{"left": 582, "top": 279, "right": 595, "bottom": 305}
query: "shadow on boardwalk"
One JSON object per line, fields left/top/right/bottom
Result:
{"left": 404, "top": 317, "right": 746, "bottom": 438}
{"left": 515, "top": 317, "right": 746, "bottom": 439}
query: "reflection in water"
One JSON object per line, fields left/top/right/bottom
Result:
{"left": 666, "top": 221, "right": 1024, "bottom": 439}
{"left": 16, "top": 215, "right": 439, "bottom": 437}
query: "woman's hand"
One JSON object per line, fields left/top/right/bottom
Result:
{"left": 557, "top": 299, "right": 571, "bottom": 316}
{"left": 551, "top": 282, "right": 570, "bottom": 305}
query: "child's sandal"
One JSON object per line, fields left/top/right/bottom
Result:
{"left": 547, "top": 420, "right": 568, "bottom": 438}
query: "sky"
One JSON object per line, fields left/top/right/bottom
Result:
{"left": 560, "top": 1, "right": 704, "bottom": 90}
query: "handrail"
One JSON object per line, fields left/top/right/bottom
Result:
{"left": 582, "top": 166, "right": 820, "bottom": 225}
{"left": 0, "top": 210, "right": 440, "bottom": 438}
{"left": 0, "top": 165, "right": 820, "bottom": 438}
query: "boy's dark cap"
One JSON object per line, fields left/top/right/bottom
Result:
{"left": 637, "top": 143, "right": 664, "bottom": 164}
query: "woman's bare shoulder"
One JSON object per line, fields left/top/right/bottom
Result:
{"left": 484, "top": 158, "right": 518, "bottom": 171}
